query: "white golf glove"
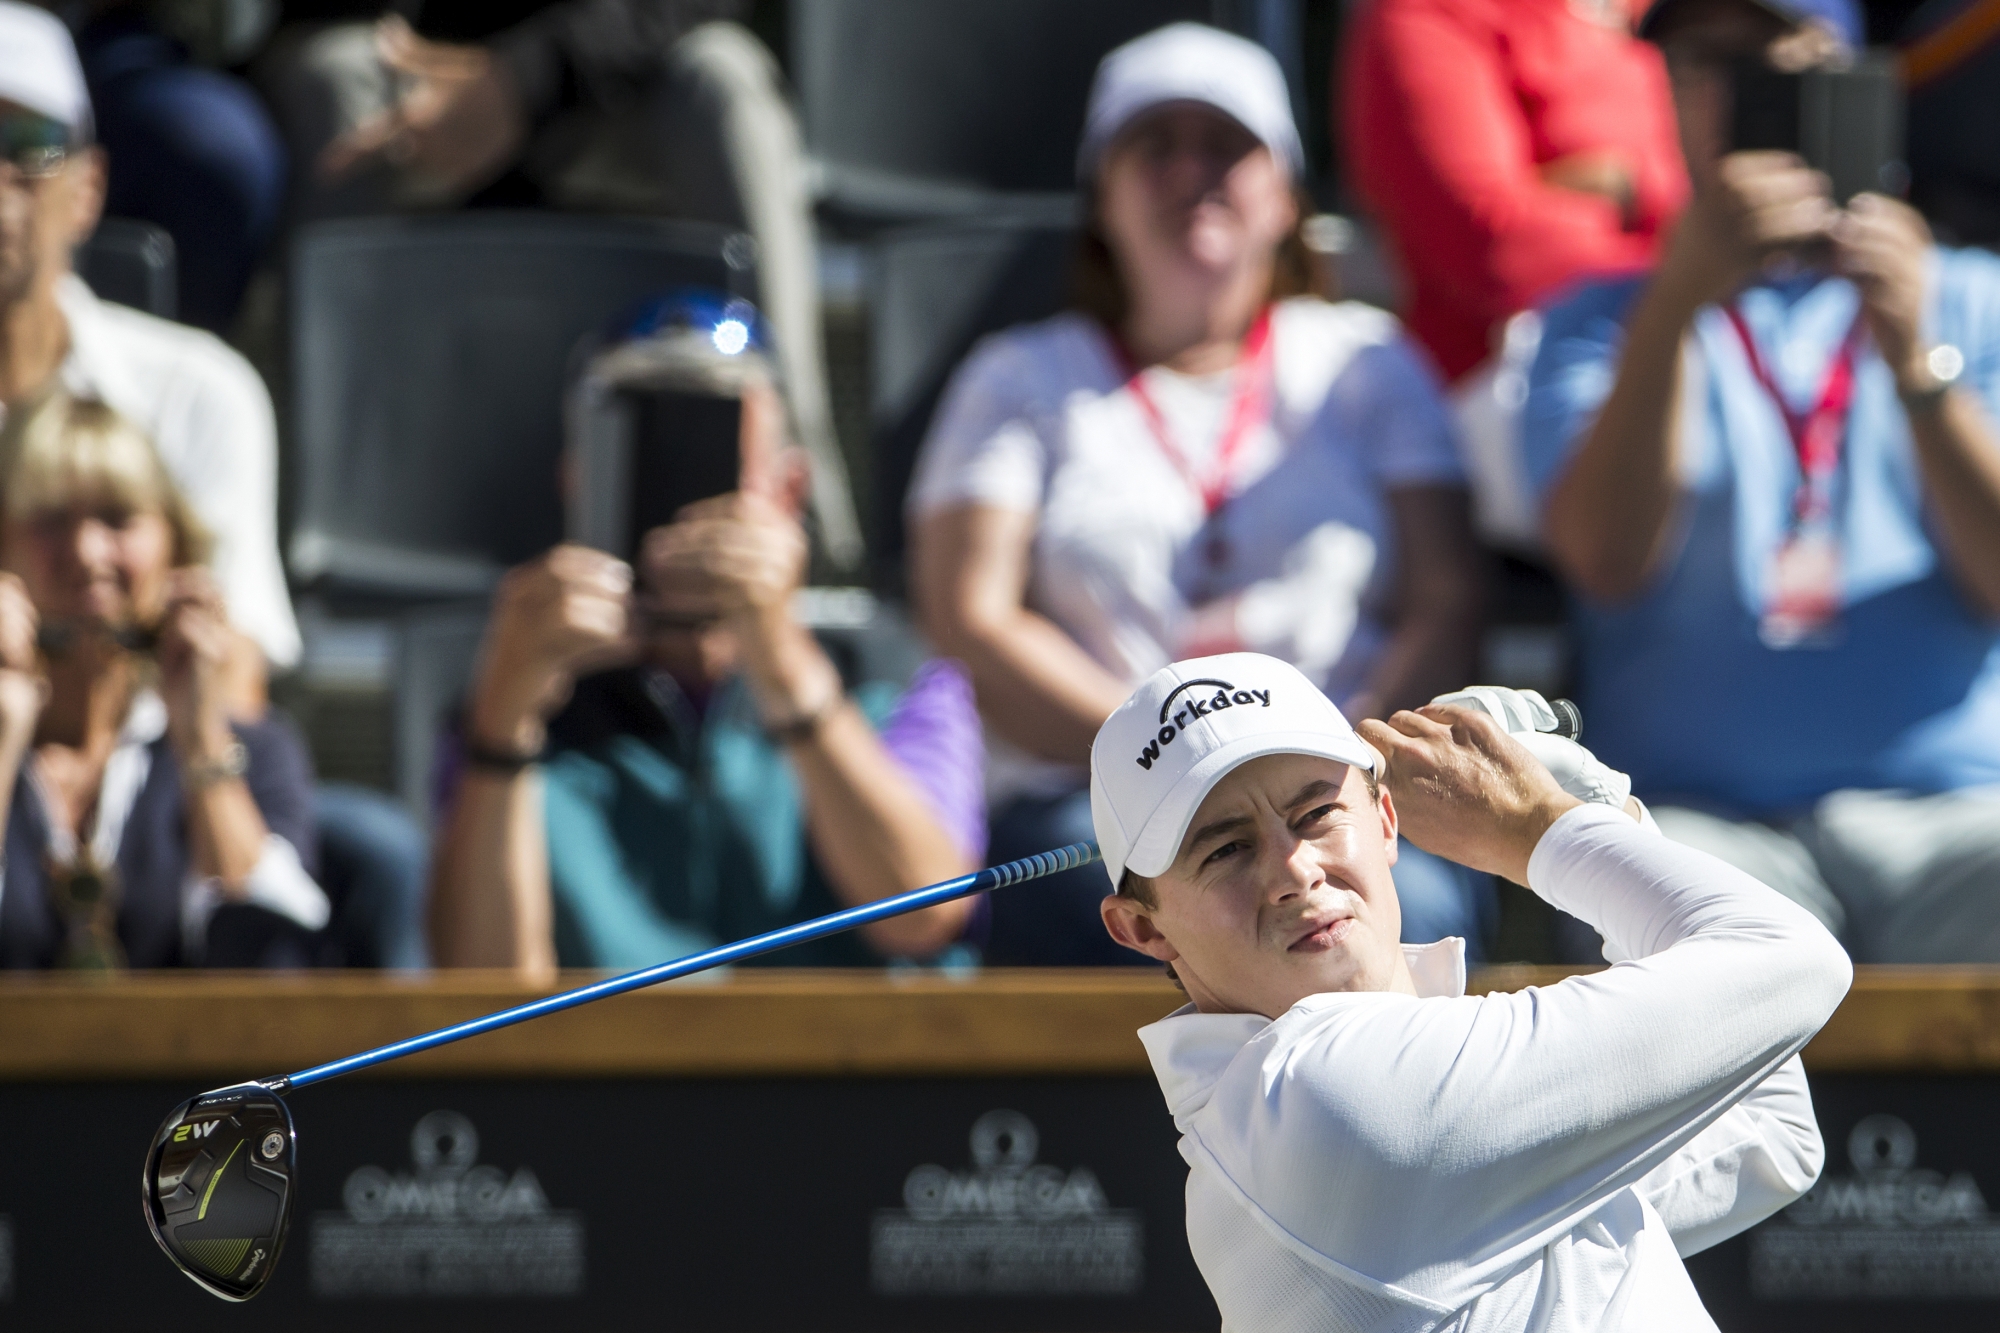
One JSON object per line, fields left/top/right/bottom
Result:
{"left": 1428, "top": 686, "right": 1641, "bottom": 815}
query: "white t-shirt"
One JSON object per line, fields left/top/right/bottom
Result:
{"left": 55, "top": 275, "right": 302, "bottom": 668}
{"left": 907, "top": 297, "right": 1463, "bottom": 804}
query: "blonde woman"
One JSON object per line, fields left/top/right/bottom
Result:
{"left": 0, "top": 394, "right": 324, "bottom": 968}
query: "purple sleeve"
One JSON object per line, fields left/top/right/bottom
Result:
{"left": 878, "top": 659, "right": 988, "bottom": 862}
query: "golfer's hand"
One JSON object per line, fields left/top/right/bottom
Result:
{"left": 1358, "top": 704, "right": 1581, "bottom": 885}
{"left": 468, "top": 546, "right": 637, "bottom": 757}
{"left": 319, "top": 16, "right": 526, "bottom": 200}
{"left": 0, "top": 574, "right": 42, "bottom": 751}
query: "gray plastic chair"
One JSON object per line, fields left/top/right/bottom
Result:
{"left": 794, "top": 0, "right": 1278, "bottom": 226}
{"left": 868, "top": 218, "right": 1078, "bottom": 583}
{"left": 288, "top": 212, "right": 751, "bottom": 603}
{"left": 75, "top": 217, "right": 178, "bottom": 319}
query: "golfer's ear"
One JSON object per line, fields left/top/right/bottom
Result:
{"left": 1376, "top": 784, "right": 1399, "bottom": 865}
{"left": 1101, "top": 895, "right": 1180, "bottom": 963}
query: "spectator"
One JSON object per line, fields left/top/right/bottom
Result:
{"left": 429, "top": 296, "right": 982, "bottom": 975}
{"left": 71, "top": 1, "right": 287, "bottom": 333}
{"left": 254, "top": 0, "right": 860, "bottom": 566}
{"left": 0, "top": 6, "right": 295, "bottom": 688}
{"left": 908, "top": 24, "right": 1488, "bottom": 965}
{"left": 0, "top": 10, "right": 428, "bottom": 967}
{"left": 0, "top": 394, "right": 325, "bottom": 967}
{"left": 1344, "top": 0, "right": 1689, "bottom": 545}
{"left": 1524, "top": 0, "right": 2000, "bottom": 960}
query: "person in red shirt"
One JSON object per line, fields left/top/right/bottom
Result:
{"left": 1343, "top": 0, "right": 1689, "bottom": 543}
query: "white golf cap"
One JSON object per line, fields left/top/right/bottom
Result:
{"left": 0, "top": 2, "right": 91, "bottom": 136}
{"left": 1089, "top": 653, "right": 1377, "bottom": 888}
{"left": 1077, "top": 22, "right": 1302, "bottom": 183}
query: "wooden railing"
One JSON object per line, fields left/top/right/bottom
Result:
{"left": 2, "top": 966, "right": 1995, "bottom": 1081}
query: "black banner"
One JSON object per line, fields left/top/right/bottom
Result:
{"left": 4, "top": 1072, "right": 1995, "bottom": 1329}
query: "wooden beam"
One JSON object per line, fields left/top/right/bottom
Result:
{"left": 0, "top": 966, "right": 1993, "bottom": 1080}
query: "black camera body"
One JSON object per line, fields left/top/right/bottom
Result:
{"left": 1730, "top": 53, "right": 1906, "bottom": 203}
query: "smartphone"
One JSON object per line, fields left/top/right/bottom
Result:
{"left": 1730, "top": 54, "right": 1906, "bottom": 203}
{"left": 567, "top": 381, "right": 742, "bottom": 559}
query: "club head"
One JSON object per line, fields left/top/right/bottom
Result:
{"left": 143, "top": 1082, "right": 295, "bottom": 1301}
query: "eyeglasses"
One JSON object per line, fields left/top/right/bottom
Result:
{"left": 0, "top": 111, "right": 77, "bottom": 180}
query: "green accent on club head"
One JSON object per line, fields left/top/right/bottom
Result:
{"left": 179, "top": 1237, "right": 253, "bottom": 1277}
{"left": 197, "top": 1139, "right": 243, "bottom": 1221}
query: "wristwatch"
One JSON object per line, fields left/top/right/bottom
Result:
{"left": 1898, "top": 343, "right": 1965, "bottom": 410}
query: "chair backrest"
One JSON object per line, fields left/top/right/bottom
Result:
{"left": 75, "top": 217, "right": 178, "bottom": 319}
{"left": 793, "top": 0, "right": 1238, "bottom": 220}
{"left": 288, "top": 213, "right": 749, "bottom": 602}
{"left": 868, "top": 219, "right": 1077, "bottom": 584}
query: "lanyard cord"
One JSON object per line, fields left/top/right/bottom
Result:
{"left": 1108, "top": 307, "right": 1277, "bottom": 515}
{"left": 1721, "top": 304, "right": 1868, "bottom": 528}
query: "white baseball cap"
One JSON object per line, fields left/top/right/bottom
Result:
{"left": 1089, "top": 653, "right": 1377, "bottom": 888}
{"left": 0, "top": 2, "right": 91, "bottom": 137}
{"left": 1076, "top": 22, "right": 1302, "bottom": 183}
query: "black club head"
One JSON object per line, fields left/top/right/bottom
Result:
{"left": 143, "top": 1082, "right": 296, "bottom": 1301}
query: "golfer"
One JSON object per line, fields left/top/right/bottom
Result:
{"left": 1092, "top": 652, "right": 1850, "bottom": 1330}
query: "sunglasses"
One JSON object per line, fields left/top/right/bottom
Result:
{"left": 0, "top": 111, "right": 77, "bottom": 180}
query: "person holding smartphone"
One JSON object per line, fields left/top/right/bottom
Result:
{"left": 1524, "top": 0, "right": 2000, "bottom": 961}
{"left": 429, "top": 297, "right": 983, "bottom": 975}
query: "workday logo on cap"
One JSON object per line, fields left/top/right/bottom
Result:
{"left": 1135, "top": 677, "right": 1275, "bottom": 769}
{"left": 1090, "top": 653, "right": 1377, "bottom": 887}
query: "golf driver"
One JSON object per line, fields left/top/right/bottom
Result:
{"left": 143, "top": 841, "right": 1101, "bottom": 1301}
{"left": 144, "top": 691, "right": 1584, "bottom": 1302}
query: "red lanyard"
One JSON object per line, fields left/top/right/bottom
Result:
{"left": 1721, "top": 304, "right": 1867, "bottom": 528}
{"left": 1109, "top": 307, "right": 1276, "bottom": 515}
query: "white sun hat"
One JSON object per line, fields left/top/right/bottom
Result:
{"left": 1076, "top": 22, "right": 1302, "bottom": 183}
{"left": 0, "top": 2, "right": 92, "bottom": 137}
{"left": 1089, "top": 653, "right": 1377, "bottom": 888}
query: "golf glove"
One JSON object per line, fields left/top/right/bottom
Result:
{"left": 1428, "top": 686, "right": 1636, "bottom": 813}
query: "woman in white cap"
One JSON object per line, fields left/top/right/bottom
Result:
{"left": 1091, "top": 651, "right": 1849, "bottom": 1332}
{"left": 908, "top": 22, "right": 1485, "bottom": 965}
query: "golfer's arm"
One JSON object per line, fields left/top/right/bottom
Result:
{"left": 1638, "top": 1054, "right": 1824, "bottom": 1257}
{"left": 787, "top": 702, "right": 976, "bottom": 958}
{"left": 911, "top": 504, "right": 1129, "bottom": 764}
{"left": 1541, "top": 272, "right": 1703, "bottom": 601}
{"left": 1462, "top": 807, "right": 1850, "bottom": 1176}
{"left": 428, "top": 768, "right": 558, "bottom": 978}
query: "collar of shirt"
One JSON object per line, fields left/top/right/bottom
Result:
{"left": 53, "top": 273, "right": 143, "bottom": 407}
{"left": 1136, "top": 936, "right": 1468, "bottom": 1119}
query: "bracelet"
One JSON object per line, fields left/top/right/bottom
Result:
{"left": 766, "top": 689, "right": 843, "bottom": 746}
{"left": 183, "top": 740, "right": 248, "bottom": 789}
{"left": 463, "top": 736, "right": 544, "bottom": 774}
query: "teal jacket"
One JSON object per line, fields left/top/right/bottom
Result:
{"left": 540, "top": 667, "right": 897, "bottom": 969}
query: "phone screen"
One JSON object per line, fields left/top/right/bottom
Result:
{"left": 621, "top": 388, "right": 743, "bottom": 558}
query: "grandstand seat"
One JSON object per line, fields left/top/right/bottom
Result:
{"left": 793, "top": 0, "right": 1292, "bottom": 229}
{"left": 76, "top": 217, "right": 178, "bottom": 320}
{"left": 286, "top": 212, "right": 750, "bottom": 604}
{"left": 866, "top": 218, "right": 1076, "bottom": 584}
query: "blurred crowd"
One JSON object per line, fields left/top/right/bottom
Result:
{"left": 0, "top": 0, "right": 1996, "bottom": 975}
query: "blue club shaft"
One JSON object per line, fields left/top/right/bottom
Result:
{"left": 271, "top": 842, "right": 1101, "bottom": 1092}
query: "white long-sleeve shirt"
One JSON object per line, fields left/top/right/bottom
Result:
{"left": 1137, "top": 803, "right": 1853, "bottom": 1332}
